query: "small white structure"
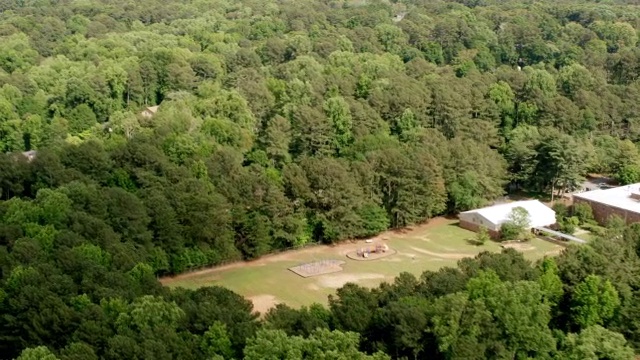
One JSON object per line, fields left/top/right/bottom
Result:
{"left": 459, "top": 200, "right": 556, "bottom": 238}
{"left": 141, "top": 105, "right": 160, "bottom": 119}
{"left": 393, "top": 12, "right": 407, "bottom": 22}
{"left": 21, "top": 150, "right": 37, "bottom": 162}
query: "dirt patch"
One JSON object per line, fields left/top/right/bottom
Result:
{"left": 545, "top": 249, "right": 564, "bottom": 256}
{"left": 573, "top": 229, "right": 589, "bottom": 236}
{"left": 316, "top": 273, "right": 386, "bottom": 289}
{"left": 400, "top": 252, "right": 418, "bottom": 257}
{"left": 248, "top": 294, "right": 279, "bottom": 315}
{"left": 501, "top": 242, "right": 535, "bottom": 251}
{"left": 307, "top": 283, "right": 321, "bottom": 291}
{"left": 409, "top": 246, "right": 472, "bottom": 260}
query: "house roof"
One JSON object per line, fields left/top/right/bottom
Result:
{"left": 460, "top": 200, "right": 556, "bottom": 227}
{"left": 21, "top": 150, "right": 37, "bottom": 161}
{"left": 573, "top": 183, "right": 640, "bottom": 214}
{"left": 145, "top": 105, "right": 159, "bottom": 113}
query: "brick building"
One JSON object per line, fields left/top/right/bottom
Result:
{"left": 459, "top": 200, "right": 557, "bottom": 239}
{"left": 573, "top": 184, "right": 640, "bottom": 225}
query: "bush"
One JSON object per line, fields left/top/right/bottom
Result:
{"left": 616, "top": 164, "right": 640, "bottom": 185}
{"left": 581, "top": 223, "right": 606, "bottom": 236}
{"left": 553, "top": 203, "right": 569, "bottom": 219}
{"left": 476, "top": 226, "right": 490, "bottom": 245}
{"left": 500, "top": 221, "right": 522, "bottom": 241}
{"left": 573, "top": 203, "right": 595, "bottom": 225}
{"left": 607, "top": 214, "right": 625, "bottom": 231}
{"left": 558, "top": 216, "right": 579, "bottom": 234}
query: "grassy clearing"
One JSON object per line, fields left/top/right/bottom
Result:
{"left": 574, "top": 226, "right": 604, "bottom": 242}
{"left": 575, "top": 231, "right": 595, "bottom": 242}
{"left": 162, "top": 219, "right": 564, "bottom": 312}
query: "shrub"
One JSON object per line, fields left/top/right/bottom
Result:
{"left": 616, "top": 164, "right": 640, "bottom": 185}
{"left": 581, "top": 223, "right": 606, "bottom": 236}
{"left": 607, "top": 214, "right": 625, "bottom": 231}
{"left": 553, "top": 203, "right": 569, "bottom": 219}
{"left": 558, "top": 216, "right": 579, "bottom": 234}
{"left": 573, "top": 203, "right": 595, "bottom": 225}
{"left": 475, "top": 225, "right": 490, "bottom": 245}
{"left": 500, "top": 222, "right": 522, "bottom": 241}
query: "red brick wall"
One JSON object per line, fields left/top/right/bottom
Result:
{"left": 574, "top": 198, "right": 640, "bottom": 225}
{"left": 459, "top": 220, "right": 501, "bottom": 240}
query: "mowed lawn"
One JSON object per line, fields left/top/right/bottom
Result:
{"left": 161, "top": 219, "right": 564, "bottom": 312}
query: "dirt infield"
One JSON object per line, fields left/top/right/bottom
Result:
{"left": 289, "top": 260, "right": 346, "bottom": 278}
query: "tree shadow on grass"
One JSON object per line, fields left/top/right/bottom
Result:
{"left": 466, "top": 238, "right": 485, "bottom": 246}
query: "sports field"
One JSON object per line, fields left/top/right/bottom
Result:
{"left": 161, "top": 219, "right": 564, "bottom": 314}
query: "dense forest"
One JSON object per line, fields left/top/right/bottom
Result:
{"left": 2, "top": 0, "right": 640, "bottom": 357}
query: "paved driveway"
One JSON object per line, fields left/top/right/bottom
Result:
{"left": 577, "top": 176, "right": 615, "bottom": 193}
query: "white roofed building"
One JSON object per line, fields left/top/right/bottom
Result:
{"left": 573, "top": 183, "right": 640, "bottom": 225}
{"left": 459, "top": 200, "right": 556, "bottom": 239}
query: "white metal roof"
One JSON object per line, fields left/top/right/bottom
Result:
{"left": 573, "top": 183, "right": 640, "bottom": 214}
{"left": 460, "top": 200, "right": 556, "bottom": 228}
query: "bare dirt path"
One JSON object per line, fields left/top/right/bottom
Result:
{"left": 409, "top": 246, "right": 471, "bottom": 260}
{"left": 316, "top": 273, "right": 387, "bottom": 289}
{"left": 247, "top": 295, "right": 279, "bottom": 315}
{"left": 160, "top": 217, "right": 453, "bottom": 286}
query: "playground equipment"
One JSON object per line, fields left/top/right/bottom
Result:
{"left": 356, "top": 243, "right": 389, "bottom": 258}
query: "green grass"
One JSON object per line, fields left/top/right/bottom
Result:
{"left": 574, "top": 230, "right": 595, "bottom": 242}
{"left": 163, "top": 220, "right": 564, "bottom": 310}
{"left": 574, "top": 225, "right": 605, "bottom": 242}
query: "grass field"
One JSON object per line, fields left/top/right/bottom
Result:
{"left": 161, "top": 219, "right": 564, "bottom": 314}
